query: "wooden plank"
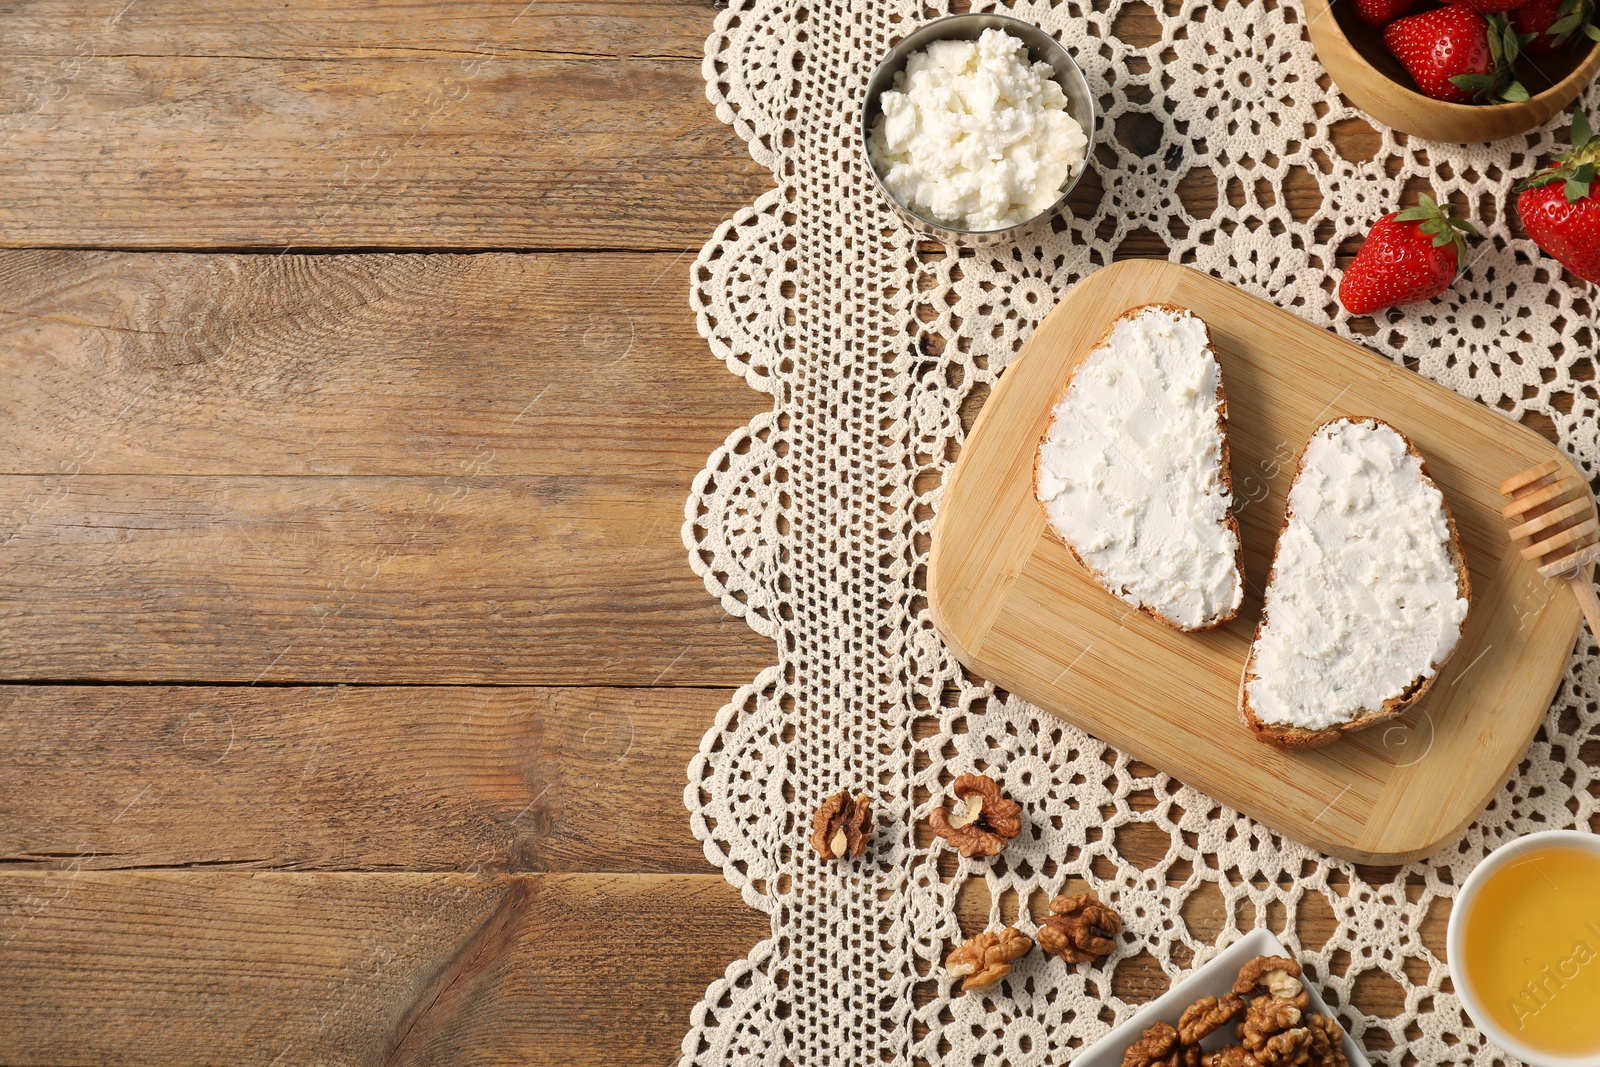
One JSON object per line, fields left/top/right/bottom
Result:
{"left": 0, "top": 248, "right": 771, "bottom": 682}
{"left": 5, "top": 1, "right": 713, "bottom": 59}
{"left": 0, "top": 250, "right": 761, "bottom": 477}
{"left": 0, "top": 870, "right": 769, "bottom": 1067}
{"left": 930, "top": 259, "right": 1580, "bottom": 864}
{"left": 0, "top": 473, "right": 771, "bottom": 685}
{"left": 0, "top": 3, "right": 768, "bottom": 250}
{"left": 0, "top": 685, "right": 725, "bottom": 873}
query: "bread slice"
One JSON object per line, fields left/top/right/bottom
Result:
{"left": 1033, "top": 303, "right": 1244, "bottom": 632}
{"left": 1241, "top": 417, "right": 1472, "bottom": 750}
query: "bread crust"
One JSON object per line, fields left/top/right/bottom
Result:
{"left": 1239, "top": 417, "right": 1473, "bottom": 750}
{"left": 1033, "top": 303, "right": 1244, "bottom": 633}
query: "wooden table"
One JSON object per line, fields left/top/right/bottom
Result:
{"left": 0, "top": 3, "right": 1533, "bottom": 1063}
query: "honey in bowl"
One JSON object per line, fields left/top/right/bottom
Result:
{"left": 1458, "top": 844, "right": 1600, "bottom": 1058}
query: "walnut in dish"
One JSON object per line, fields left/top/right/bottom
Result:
{"left": 1232, "top": 955, "right": 1307, "bottom": 1004}
{"left": 1120, "top": 1021, "right": 1182, "bottom": 1067}
{"left": 1118, "top": 954, "right": 1349, "bottom": 1067}
{"left": 1177, "top": 993, "right": 1246, "bottom": 1045}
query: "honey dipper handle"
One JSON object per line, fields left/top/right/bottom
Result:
{"left": 1572, "top": 569, "right": 1600, "bottom": 640}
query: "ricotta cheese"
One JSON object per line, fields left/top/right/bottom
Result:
{"left": 867, "top": 28, "right": 1087, "bottom": 231}
{"left": 1246, "top": 419, "right": 1470, "bottom": 731}
{"left": 1035, "top": 306, "right": 1243, "bottom": 631}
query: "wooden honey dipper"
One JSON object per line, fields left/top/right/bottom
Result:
{"left": 1501, "top": 458, "right": 1600, "bottom": 636}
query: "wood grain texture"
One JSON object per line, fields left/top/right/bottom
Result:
{"left": 0, "top": 250, "right": 761, "bottom": 477}
{"left": 0, "top": 870, "right": 769, "bottom": 1067}
{"left": 1305, "top": 0, "right": 1600, "bottom": 143}
{"left": 0, "top": 685, "right": 728, "bottom": 873}
{"left": 930, "top": 260, "right": 1583, "bottom": 863}
{"left": 0, "top": 2, "right": 769, "bottom": 250}
{"left": 0, "top": 247, "right": 772, "bottom": 685}
{"left": 4, "top": 1, "right": 713, "bottom": 59}
{"left": 0, "top": 472, "right": 770, "bottom": 684}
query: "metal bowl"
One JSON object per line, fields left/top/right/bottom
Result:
{"left": 861, "top": 14, "right": 1096, "bottom": 247}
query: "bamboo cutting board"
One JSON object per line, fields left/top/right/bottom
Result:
{"left": 928, "top": 260, "right": 1584, "bottom": 863}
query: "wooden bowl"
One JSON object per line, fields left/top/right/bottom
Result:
{"left": 1305, "top": 0, "right": 1600, "bottom": 142}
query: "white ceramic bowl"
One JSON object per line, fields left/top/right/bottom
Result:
{"left": 1075, "top": 929, "right": 1370, "bottom": 1067}
{"left": 1446, "top": 830, "right": 1600, "bottom": 1067}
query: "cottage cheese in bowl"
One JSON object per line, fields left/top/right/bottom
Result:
{"left": 867, "top": 28, "right": 1088, "bottom": 232}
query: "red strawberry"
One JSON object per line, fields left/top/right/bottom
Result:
{"left": 1384, "top": 6, "right": 1530, "bottom": 103}
{"left": 1355, "top": 0, "right": 1420, "bottom": 25}
{"left": 1516, "top": 113, "right": 1600, "bottom": 285}
{"left": 1339, "top": 196, "right": 1479, "bottom": 315}
{"left": 1454, "top": 0, "right": 1536, "bottom": 14}
{"left": 1511, "top": 0, "right": 1600, "bottom": 54}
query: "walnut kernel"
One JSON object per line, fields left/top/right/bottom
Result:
{"left": 1255, "top": 1028, "right": 1314, "bottom": 1067}
{"left": 1232, "top": 955, "right": 1305, "bottom": 1002}
{"left": 1119, "top": 1021, "right": 1181, "bottom": 1067}
{"left": 1237, "top": 995, "right": 1304, "bottom": 1059}
{"left": 1303, "top": 1013, "right": 1349, "bottom": 1067}
{"left": 1202, "top": 1047, "right": 1260, "bottom": 1067}
{"left": 1178, "top": 993, "right": 1247, "bottom": 1044}
{"left": 928, "top": 773, "right": 1022, "bottom": 857}
{"left": 1037, "top": 889, "right": 1123, "bottom": 963}
{"left": 810, "top": 790, "right": 872, "bottom": 860}
{"left": 944, "top": 927, "right": 1033, "bottom": 993}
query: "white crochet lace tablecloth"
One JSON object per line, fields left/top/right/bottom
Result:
{"left": 679, "top": 2, "right": 1600, "bottom": 1064}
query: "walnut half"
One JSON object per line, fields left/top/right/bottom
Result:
{"left": 1232, "top": 955, "right": 1306, "bottom": 1004}
{"left": 928, "top": 773, "right": 1022, "bottom": 857}
{"left": 1303, "top": 1013, "right": 1350, "bottom": 1067}
{"left": 1178, "top": 993, "right": 1247, "bottom": 1044}
{"left": 1120, "top": 1021, "right": 1182, "bottom": 1067}
{"left": 1037, "top": 889, "right": 1123, "bottom": 963}
{"left": 810, "top": 790, "right": 872, "bottom": 860}
{"left": 1236, "top": 996, "right": 1305, "bottom": 1066}
{"left": 945, "top": 927, "right": 1033, "bottom": 993}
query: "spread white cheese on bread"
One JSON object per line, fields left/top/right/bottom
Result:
{"left": 1246, "top": 419, "right": 1470, "bottom": 731}
{"left": 1035, "top": 305, "right": 1243, "bottom": 630}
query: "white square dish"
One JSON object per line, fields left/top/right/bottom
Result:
{"left": 1073, "top": 929, "right": 1370, "bottom": 1067}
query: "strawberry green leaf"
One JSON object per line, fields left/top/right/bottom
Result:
{"left": 1501, "top": 80, "right": 1530, "bottom": 103}
{"left": 1498, "top": 15, "right": 1523, "bottom": 61}
{"left": 1451, "top": 73, "right": 1496, "bottom": 91}
{"left": 1573, "top": 112, "right": 1594, "bottom": 149}
{"left": 1487, "top": 21, "right": 1509, "bottom": 63}
{"left": 1551, "top": 12, "right": 1582, "bottom": 33}
{"left": 1564, "top": 160, "right": 1595, "bottom": 201}
{"left": 1517, "top": 170, "right": 1565, "bottom": 192}
{"left": 1588, "top": 22, "right": 1600, "bottom": 39}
